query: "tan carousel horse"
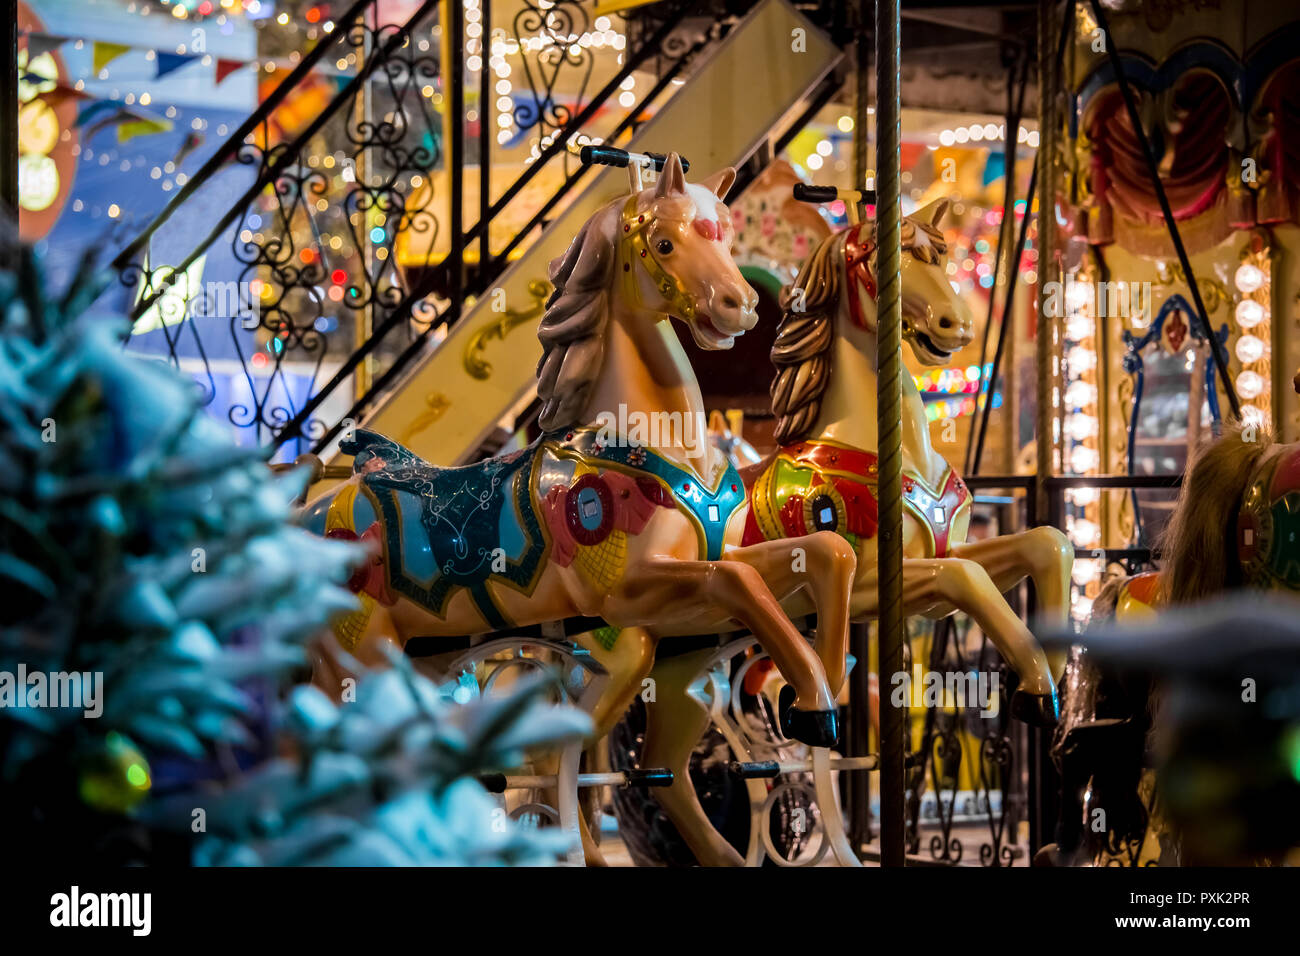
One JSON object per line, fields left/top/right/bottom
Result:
{"left": 610, "top": 199, "right": 1074, "bottom": 866}
{"left": 301, "top": 154, "right": 861, "bottom": 859}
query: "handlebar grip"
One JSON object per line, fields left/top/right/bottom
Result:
{"left": 792, "top": 184, "right": 839, "bottom": 203}
{"left": 623, "top": 768, "right": 674, "bottom": 788}
{"left": 580, "top": 145, "right": 690, "bottom": 173}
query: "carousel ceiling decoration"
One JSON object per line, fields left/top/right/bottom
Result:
{"left": 1064, "top": 22, "right": 1300, "bottom": 257}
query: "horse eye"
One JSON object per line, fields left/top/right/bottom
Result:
{"left": 656, "top": 239, "right": 674, "bottom": 255}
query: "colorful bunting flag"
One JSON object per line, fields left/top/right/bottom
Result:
{"left": 118, "top": 115, "right": 174, "bottom": 144}
{"left": 92, "top": 41, "right": 130, "bottom": 74}
{"left": 24, "top": 33, "right": 66, "bottom": 59}
{"left": 215, "top": 58, "right": 244, "bottom": 85}
{"left": 156, "top": 52, "right": 199, "bottom": 79}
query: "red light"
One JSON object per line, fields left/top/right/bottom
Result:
{"left": 331, "top": 269, "right": 347, "bottom": 285}
{"left": 251, "top": 352, "right": 268, "bottom": 368}
{"left": 306, "top": 7, "right": 322, "bottom": 23}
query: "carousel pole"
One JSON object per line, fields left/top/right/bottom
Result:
{"left": 874, "top": 0, "right": 906, "bottom": 869}
{"left": 1034, "top": 0, "right": 1058, "bottom": 526}
{"left": 848, "top": 3, "right": 874, "bottom": 855}
{"left": 1, "top": 0, "right": 16, "bottom": 219}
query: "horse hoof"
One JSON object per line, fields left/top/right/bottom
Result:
{"left": 778, "top": 685, "right": 840, "bottom": 747}
{"left": 1010, "top": 687, "right": 1059, "bottom": 727}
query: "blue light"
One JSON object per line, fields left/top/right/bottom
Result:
{"left": 369, "top": 227, "right": 386, "bottom": 244}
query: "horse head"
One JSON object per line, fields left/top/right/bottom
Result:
{"left": 839, "top": 197, "right": 973, "bottom": 364}
{"left": 537, "top": 152, "right": 757, "bottom": 432}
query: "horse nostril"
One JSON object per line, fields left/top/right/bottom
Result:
{"left": 723, "top": 294, "right": 741, "bottom": 310}
{"left": 938, "top": 315, "right": 954, "bottom": 329}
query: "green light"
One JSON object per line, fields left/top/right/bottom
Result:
{"left": 126, "top": 763, "right": 150, "bottom": 789}
{"left": 1284, "top": 727, "right": 1300, "bottom": 781}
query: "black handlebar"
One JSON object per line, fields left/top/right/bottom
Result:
{"left": 580, "top": 145, "right": 690, "bottom": 172}
{"left": 792, "top": 183, "right": 877, "bottom": 205}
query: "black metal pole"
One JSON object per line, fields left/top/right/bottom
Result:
{"left": 848, "top": 6, "right": 874, "bottom": 855}
{"left": 478, "top": 0, "right": 490, "bottom": 271}
{"left": 2, "top": 0, "right": 18, "bottom": 220}
{"left": 966, "top": 51, "right": 1027, "bottom": 475}
{"left": 972, "top": 163, "right": 1037, "bottom": 475}
{"left": 875, "top": 0, "right": 907, "bottom": 870}
{"left": 448, "top": 0, "right": 465, "bottom": 320}
{"left": 1085, "top": 0, "right": 1240, "bottom": 420}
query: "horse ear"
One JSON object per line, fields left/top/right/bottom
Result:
{"left": 655, "top": 152, "right": 687, "bottom": 198}
{"left": 700, "top": 166, "right": 737, "bottom": 199}
{"left": 913, "top": 197, "right": 950, "bottom": 228}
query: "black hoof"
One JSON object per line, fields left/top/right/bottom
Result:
{"left": 1010, "top": 687, "right": 1059, "bottom": 727}
{"left": 778, "top": 685, "right": 840, "bottom": 747}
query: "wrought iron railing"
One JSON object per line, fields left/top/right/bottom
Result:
{"left": 109, "top": 0, "right": 734, "bottom": 460}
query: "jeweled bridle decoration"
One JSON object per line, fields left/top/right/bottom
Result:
{"left": 618, "top": 194, "right": 697, "bottom": 321}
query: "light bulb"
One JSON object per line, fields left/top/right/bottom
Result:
{"left": 1066, "top": 314, "right": 1096, "bottom": 341}
{"left": 1235, "top": 334, "right": 1265, "bottom": 365}
{"left": 1069, "top": 446, "right": 1100, "bottom": 474}
{"left": 1236, "top": 370, "right": 1263, "bottom": 400}
{"left": 1235, "top": 263, "right": 1264, "bottom": 293}
{"left": 1067, "top": 346, "right": 1097, "bottom": 372}
{"left": 1066, "top": 413, "right": 1099, "bottom": 440}
{"left": 1065, "top": 381, "right": 1097, "bottom": 407}
{"left": 1235, "top": 298, "right": 1264, "bottom": 329}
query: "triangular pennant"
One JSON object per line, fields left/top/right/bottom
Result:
{"left": 215, "top": 58, "right": 244, "bottom": 85}
{"left": 92, "top": 41, "right": 130, "bottom": 74}
{"left": 118, "top": 115, "right": 174, "bottom": 144}
{"left": 24, "top": 33, "right": 66, "bottom": 59}
{"left": 37, "top": 83, "right": 92, "bottom": 107}
{"left": 156, "top": 52, "right": 199, "bottom": 79}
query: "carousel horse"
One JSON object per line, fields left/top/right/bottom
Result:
{"left": 608, "top": 198, "right": 1072, "bottom": 867}
{"left": 1039, "top": 420, "right": 1300, "bottom": 865}
{"left": 301, "top": 154, "right": 862, "bottom": 859}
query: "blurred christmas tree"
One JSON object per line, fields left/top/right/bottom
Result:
{"left": 0, "top": 242, "right": 588, "bottom": 865}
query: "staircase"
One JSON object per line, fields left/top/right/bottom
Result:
{"left": 110, "top": 0, "right": 845, "bottom": 471}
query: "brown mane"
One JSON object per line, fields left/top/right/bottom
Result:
{"left": 769, "top": 214, "right": 949, "bottom": 445}
{"left": 536, "top": 203, "right": 618, "bottom": 433}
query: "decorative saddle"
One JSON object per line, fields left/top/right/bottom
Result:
{"left": 742, "top": 437, "right": 971, "bottom": 557}
{"left": 332, "top": 429, "right": 548, "bottom": 630}
{"left": 313, "top": 428, "right": 748, "bottom": 636}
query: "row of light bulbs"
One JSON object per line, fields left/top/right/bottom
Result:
{"left": 936, "top": 124, "right": 1040, "bottom": 148}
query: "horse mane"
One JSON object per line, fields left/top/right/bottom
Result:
{"left": 536, "top": 202, "right": 618, "bottom": 432}
{"left": 1157, "top": 421, "right": 1275, "bottom": 605}
{"left": 770, "top": 230, "right": 843, "bottom": 445}
{"left": 770, "top": 212, "right": 949, "bottom": 445}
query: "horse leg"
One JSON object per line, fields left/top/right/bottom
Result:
{"left": 609, "top": 558, "right": 837, "bottom": 744}
{"left": 850, "top": 558, "right": 1057, "bottom": 722}
{"left": 640, "top": 648, "right": 746, "bottom": 867}
{"left": 948, "top": 525, "right": 1074, "bottom": 677}
{"left": 569, "top": 626, "right": 658, "bottom": 866}
{"left": 722, "top": 530, "right": 857, "bottom": 696}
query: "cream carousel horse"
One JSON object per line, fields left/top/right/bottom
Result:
{"left": 606, "top": 199, "right": 1074, "bottom": 866}
{"left": 302, "top": 155, "right": 858, "bottom": 769}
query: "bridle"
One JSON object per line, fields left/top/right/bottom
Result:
{"left": 844, "top": 222, "right": 877, "bottom": 331}
{"left": 618, "top": 194, "right": 697, "bottom": 321}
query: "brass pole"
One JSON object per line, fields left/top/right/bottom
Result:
{"left": 1034, "top": 0, "right": 1058, "bottom": 525}
{"left": 875, "top": 0, "right": 906, "bottom": 869}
